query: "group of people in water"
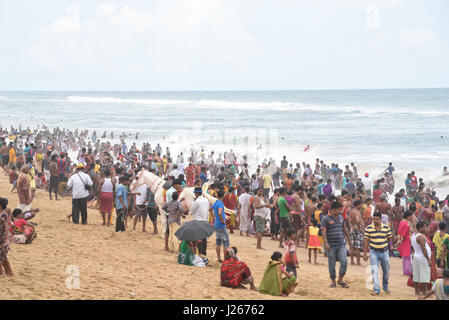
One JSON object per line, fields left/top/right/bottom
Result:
{"left": 0, "top": 124, "right": 448, "bottom": 299}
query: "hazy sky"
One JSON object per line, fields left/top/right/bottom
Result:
{"left": 0, "top": 0, "right": 448, "bottom": 90}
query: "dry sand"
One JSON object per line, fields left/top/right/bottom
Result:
{"left": 0, "top": 174, "right": 418, "bottom": 300}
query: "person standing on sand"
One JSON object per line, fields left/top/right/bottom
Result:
{"left": 253, "top": 187, "right": 271, "bottom": 250}
{"left": 0, "top": 198, "right": 13, "bottom": 276}
{"left": 349, "top": 200, "right": 364, "bottom": 266}
{"left": 191, "top": 187, "right": 210, "bottom": 255}
{"left": 212, "top": 190, "right": 229, "bottom": 263}
{"left": 17, "top": 165, "right": 32, "bottom": 212}
{"left": 237, "top": 186, "right": 251, "bottom": 237}
{"left": 97, "top": 169, "right": 115, "bottom": 227}
{"left": 363, "top": 211, "right": 393, "bottom": 295}
{"left": 411, "top": 221, "right": 432, "bottom": 297}
{"left": 67, "top": 163, "right": 93, "bottom": 225}
{"left": 278, "top": 188, "right": 293, "bottom": 248}
{"left": 321, "top": 201, "right": 352, "bottom": 288}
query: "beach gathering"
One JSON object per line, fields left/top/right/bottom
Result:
{"left": 0, "top": 124, "right": 448, "bottom": 300}
{"left": 1, "top": 0, "right": 449, "bottom": 307}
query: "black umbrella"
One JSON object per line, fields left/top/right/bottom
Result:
{"left": 175, "top": 220, "right": 215, "bottom": 241}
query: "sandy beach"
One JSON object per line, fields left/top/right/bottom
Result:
{"left": 0, "top": 174, "right": 418, "bottom": 300}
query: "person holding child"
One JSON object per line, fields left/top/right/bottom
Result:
{"left": 259, "top": 251, "right": 297, "bottom": 296}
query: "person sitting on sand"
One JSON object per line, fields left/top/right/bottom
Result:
{"left": 177, "top": 240, "right": 196, "bottom": 266}
{"left": 419, "top": 269, "right": 449, "bottom": 300}
{"left": 259, "top": 251, "right": 297, "bottom": 296}
{"left": 11, "top": 209, "right": 37, "bottom": 244}
{"left": 220, "top": 247, "right": 257, "bottom": 290}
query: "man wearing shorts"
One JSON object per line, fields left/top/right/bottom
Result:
{"left": 133, "top": 183, "right": 148, "bottom": 232}
{"left": 349, "top": 200, "right": 364, "bottom": 265}
{"left": 146, "top": 186, "right": 159, "bottom": 235}
{"left": 277, "top": 188, "right": 293, "bottom": 248}
{"left": 212, "top": 190, "right": 229, "bottom": 263}
{"left": 253, "top": 188, "right": 271, "bottom": 249}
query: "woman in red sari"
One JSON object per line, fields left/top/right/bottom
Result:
{"left": 397, "top": 210, "right": 413, "bottom": 275}
{"left": 220, "top": 248, "right": 257, "bottom": 290}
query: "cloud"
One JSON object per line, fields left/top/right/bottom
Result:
{"left": 399, "top": 29, "right": 437, "bottom": 46}
{"left": 30, "top": 1, "right": 259, "bottom": 74}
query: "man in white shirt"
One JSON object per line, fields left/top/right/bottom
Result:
{"left": 362, "top": 173, "right": 373, "bottom": 196}
{"left": 133, "top": 183, "right": 148, "bottom": 232}
{"left": 237, "top": 186, "right": 252, "bottom": 236}
{"left": 169, "top": 164, "right": 181, "bottom": 179}
{"left": 67, "top": 163, "right": 93, "bottom": 225}
{"left": 190, "top": 187, "right": 210, "bottom": 255}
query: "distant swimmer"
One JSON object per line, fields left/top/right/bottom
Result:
{"left": 257, "top": 144, "right": 262, "bottom": 150}
{"left": 304, "top": 145, "right": 310, "bottom": 152}
{"left": 443, "top": 167, "right": 449, "bottom": 176}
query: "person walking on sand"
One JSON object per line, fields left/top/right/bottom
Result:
{"left": 321, "top": 201, "right": 352, "bottom": 288}
{"left": 363, "top": 211, "right": 393, "bottom": 295}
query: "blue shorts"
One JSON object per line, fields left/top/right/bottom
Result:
{"left": 215, "top": 228, "right": 230, "bottom": 247}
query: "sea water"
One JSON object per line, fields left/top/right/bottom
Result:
{"left": 1, "top": 89, "right": 449, "bottom": 196}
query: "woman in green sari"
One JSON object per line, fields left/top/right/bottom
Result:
{"left": 177, "top": 241, "right": 195, "bottom": 266}
{"left": 259, "top": 251, "right": 297, "bottom": 296}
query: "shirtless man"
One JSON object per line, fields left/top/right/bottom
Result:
{"left": 392, "top": 197, "right": 405, "bottom": 235}
{"left": 374, "top": 195, "right": 392, "bottom": 226}
{"left": 291, "top": 186, "right": 305, "bottom": 246}
{"left": 349, "top": 200, "right": 364, "bottom": 266}
{"left": 341, "top": 190, "right": 351, "bottom": 222}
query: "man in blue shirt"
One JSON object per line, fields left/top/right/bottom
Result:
{"left": 385, "top": 162, "right": 395, "bottom": 176}
{"left": 212, "top": 190, "right": 229, "bottom": 263}
{"left": 115, "top": 176, "right": 130, "bottom": 232}
{"left": 200, "top": 168, "right": 208, "bottom": 185}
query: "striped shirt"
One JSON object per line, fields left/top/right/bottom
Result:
{"left": 364, "top": 223, "right": 392, "bottom": 250}
{"left": 321, "top": 214, "right": 347, "bottom": 247}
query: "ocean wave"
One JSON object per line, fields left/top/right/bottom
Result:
{"left": 66, "top": 96, "right": 192, "bottom": 105}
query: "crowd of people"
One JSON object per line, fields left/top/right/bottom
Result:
{"left": 0, "top": 124, "right": 448, "bottom": 300}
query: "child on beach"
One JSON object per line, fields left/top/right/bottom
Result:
{"left": 284, "top": 228, "right": 299, "bottom": 277}
{"left": 306, "top": 218, "right": 321, "bottom": 264}
{"left": 162, "top": 191, "right": 187, "bottom": 252}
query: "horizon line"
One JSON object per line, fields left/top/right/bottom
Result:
{"left": 1, "top": 86, "right": 449, "bottom": 93}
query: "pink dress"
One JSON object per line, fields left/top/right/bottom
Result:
{"left": 398, "top": 220, "right": 412, "bottom": 276}
{"left": 397, "top": 220, "right": 411, "bottom": 257}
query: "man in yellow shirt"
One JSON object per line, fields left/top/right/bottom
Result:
{"left": 262, "top": 173, "right": 273, "bottom": 199}
{"left": 8, "top": 144, "right": 16, "bottom": 169}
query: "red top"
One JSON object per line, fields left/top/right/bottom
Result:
{"left": 14, "top": 218, "right": 28, "bottom": 230}
{"left": 223, "top": 193, "right": 237, "bottom": 210}
{"left": 373, "top": 189, "right": 383, "bottom": 203}
{"left": 284, "top": 239, "right": 298, "bottom": 265}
